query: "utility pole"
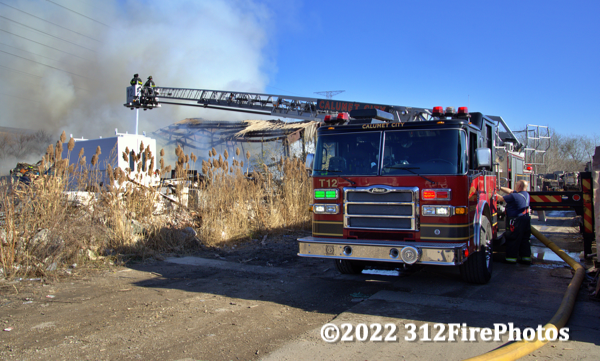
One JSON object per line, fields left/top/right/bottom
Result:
{"left": 314, "top": 90, "right": 345, "bottom": 99}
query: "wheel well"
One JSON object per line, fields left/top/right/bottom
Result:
{"left": 474, "top": 202, "right": 492, "bottom": 250}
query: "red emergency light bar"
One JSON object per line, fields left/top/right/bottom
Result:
{"left": 432, "top": 106, "right": 469, "bottom": 118}
{"left": 432, "top": 106, "right": 444, "bottom": 116}
{"left": 337, "top": 112, "right": 349, "bottom": 120}
{"left": 324, "top": 112, "right": 349, "bottom": 123}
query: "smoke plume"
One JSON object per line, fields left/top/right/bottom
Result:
{"left": 0, "top": 0, "right": 273, "bottom": 142}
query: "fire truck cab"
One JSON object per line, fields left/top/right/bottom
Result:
{"left": 298, "top": 107, "right": 507, "bottom": 284}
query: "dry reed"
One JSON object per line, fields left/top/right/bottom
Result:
{"left": 0, "top": 136, "right": 311, "bottom": 279}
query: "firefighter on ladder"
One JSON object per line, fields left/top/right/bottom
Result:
{"left": 143, "top": 76, "right": 156, "bottom": 105}
{"left": 130, "top": 73, "right": 142, "bottom": 86}
{"left": 496, "top": 180, "right": 532, "bottom": 264}
{"left": 130, "top": 73, "right": 143, "bottom": 102}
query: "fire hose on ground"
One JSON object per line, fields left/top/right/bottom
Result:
{"left": 463, "top": 226, "right": 585, "bottom": 361}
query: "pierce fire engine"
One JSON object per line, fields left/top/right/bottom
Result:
{"left": 125, "top": 84, "right": 531, "bottom": 284}
{"left": 303, "top": 107, "right": 524, "bottom": 284}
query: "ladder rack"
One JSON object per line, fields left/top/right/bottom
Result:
{"left": 523, "top": 124, "right": 551, "bottom": 172}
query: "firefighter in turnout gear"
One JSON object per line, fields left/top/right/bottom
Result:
{"left": 130, "top": 73, "right": 143, "bottom": 102}
{"left": 496, "top": 180, "right": 532, "bottom": 264}
{"left": 143, "top": 76, "right": 156, "bottom": 104}
{"left": 130, "top": 73, "right": 142, "bottom": 86}
{"left": 144, "top": 75, "right": 155, "bottom": 89}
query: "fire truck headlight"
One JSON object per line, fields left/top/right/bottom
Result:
{"left": 325, "top": 205, "right": 338, "bottom": 213}
{"left": 422, "top": 205, "right": 453, "bottom": 217}
{"left": 423, "top": 206, "right": 436, "bottom": 215}
{"left": 436, "top": 207, "right": 449, "bottom": 216}
{"left": 313, "top": 204, "right": 339, "bottom": 214}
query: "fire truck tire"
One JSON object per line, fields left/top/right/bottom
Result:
{"left": 460, "top": 217, "right": 493, "bottom": 284}
{"left": 334, "top": 259, "right": 365, "bottom": 274}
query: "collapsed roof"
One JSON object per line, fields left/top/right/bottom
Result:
{"left": 153, "top": 118, "right": 319, "bottom": 152}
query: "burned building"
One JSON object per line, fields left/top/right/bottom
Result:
{"left": 153, "top": 118, "right": 319, "bottom": 169}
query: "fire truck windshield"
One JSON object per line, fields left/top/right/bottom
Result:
{"left": 312, "top": 129, "right": 466, "bottom": 176}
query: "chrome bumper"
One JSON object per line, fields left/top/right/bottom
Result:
{"left": 298, "top": 236, "right": 467, "bottom": 266}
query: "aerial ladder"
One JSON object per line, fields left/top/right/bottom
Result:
{"left": 124, "top": 83, "right": 529, "bottom": 157}
{"left": 124, "top": 84, "right": 432, "bottom": 123}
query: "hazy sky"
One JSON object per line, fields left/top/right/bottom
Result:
{"left": 1, "top": 0, "right": 598, "bottom": 139}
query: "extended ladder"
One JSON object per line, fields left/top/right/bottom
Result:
{"left": 125, "top": 85, "right": 431, "bottom": 123}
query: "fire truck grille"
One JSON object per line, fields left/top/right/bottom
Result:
{"left": 344, "top": 186, "right": 418, "bottom": 231}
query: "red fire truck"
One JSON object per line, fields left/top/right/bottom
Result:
{"left": 299, "top": 107, "right": 527, "bottom": 284}
{"left": 125, "top": 86, "right": 526, "bottom": 284}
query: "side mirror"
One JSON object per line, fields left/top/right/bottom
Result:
{"left": 475, "top": 148, "right": 491, "bottom": 170}
{"left": 305, "top": 154, "right": 315, "bottom": 170}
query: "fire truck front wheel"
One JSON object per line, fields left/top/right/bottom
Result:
{"left": 334, "top": 259, "right": 365, "bottom": 275}
{"left": 459, "top": 217, "right": 493, "bottom": 284}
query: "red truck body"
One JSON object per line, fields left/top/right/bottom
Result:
{"left": 298, "top": 111, "right": 503, "bottom": 283}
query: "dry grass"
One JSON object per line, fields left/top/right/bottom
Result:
{"left": 0, "top": 138, "right": 311, "bottom": 279}
{"left": 0, "top": 142, "right": 104, "bottom": 278}
{"left": 196, "top": 147, "right": 311, "bottom": 245}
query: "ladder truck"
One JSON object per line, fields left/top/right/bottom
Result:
{"left": 125, "top": 84, "right": 527, "bottom": 284}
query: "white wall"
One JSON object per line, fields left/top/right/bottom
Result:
{"left": 62, "top": 134, "right": 159, "bottom": 186}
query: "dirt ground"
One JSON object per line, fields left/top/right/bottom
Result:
{"left": 0, "top": 213, "right": 598, "bottom": 361}
{"left": 0, "top": 229, "right": 390, "bottom": 360}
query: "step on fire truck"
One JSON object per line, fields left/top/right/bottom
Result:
{"left": 125, "top": 84, "right": 531, "bottom": 284}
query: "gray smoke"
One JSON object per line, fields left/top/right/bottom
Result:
{"left": 0, "top": 0, "right": 273, "bottom": 143}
